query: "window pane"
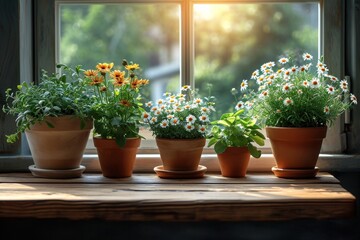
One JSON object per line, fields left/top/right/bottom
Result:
{"left": 59, "top": 3, "right": 180, "bottom": 101}
{"left": 59, "top": 4, "right": 181, "bottom": 148}
{"left": 194, "top": 3, "right": 319, "bottom": 116}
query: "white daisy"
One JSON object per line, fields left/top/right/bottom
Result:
{"left": 186, "top": 114, "right": 196, "bottom": 124}
{"left": 170, "top": 117, "right": 180, "bottom": 125}
{"left": 251, "top": 70, "right": 259, "bottom": 79}
{"left": 278, "top": 57, "right": 289, "bottom": 64}
{"left": 257, "top": 76, "right": 265, "bottom": 85}
{"left": 150, "top": 107, "right": 158, "bottom": 112}
{"left": 340, "top": 80, "right": 349, "bottom": 92}
{"left": 317, "top": 66, "right": 329, "bottom": 76}
{"left": 324, "top": 106, "right": 330, "bottom": 114}
{"left": 194, "top": 98, "right": 203, "bottom": 105}
{"left": 145, "top": 101, "right": 153, "bottom": 107}
{"left": 266, "top": 61, "right": 275, "bottom": 68}
{"left": 302, "top": 80, "right": 310, "bottom": 87}
{"left": 201, "top": 107, "right": 210, "bottom": 114}
{"left": 160, "top": 120, "right": 169, "bottom": 128}
{"left": 311, "top": 78, "right": 321, "bottom": 88}
{"left": 326, "top": 85, "right": 335, "bottom": 94}
{"left": 240, "top": 80, "right": 248, "bottom": 91}
{"left": 167, "top": 114, "right": 174, "bottom": 119}
{"left": 142, "top": 112, "right": 150, "bottom": 121}
{"left": 163, "top": 92, "right": 171, "bottom": 97}
{"left": 326, "top": 75, "right": 338, "bottom": 82}
{"left": 350, "top": 94, "right": 357, "bottom": 104}
{"left": 235, "top": 101, "right": 244, "bottom": 110}
{"left": 199, "top": 114, "right": 209, "bottom": 122}
{"left": 259, "top": 90, "right": 269, "bottom": 99}
{"left": 283, "top": 97, "right": 293, "bottom": 106}
{"left": 302, "top": 53, "right": 313, "bottom": 61}
{"left": 185, "top": 123, "right": 195, "bottom": 132}
{"left": 198, "top": 125, "right": 207, "bottom": 133}
{"left": 150, "top": 117, "right": 157, "bottom": 123}
{"left": 157, "top": 99, "right": 164, "bottom": 105}
{"left": 282, "top": 83, "right": 291, "bottom": 92}
{"left": 184, "top": 105, "right": 191, "bottom": 110}
{"left": 291, "top": 66, "right": 298, "bottom": 73}
{"left": 153, "top": 110, "right": 162, "bottom": 116}
{"left": 181, "top": 85, "right": 191, "bottom": 91}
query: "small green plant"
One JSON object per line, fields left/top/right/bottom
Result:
{"left": 3, "top": 64, "right": 91, "bottom": 143}
{"left": 208, "top": 109, "right": 265, "bottom": 157}
{"left": 143, "top": 85, "right": 216, "bottom": 139}
{"left": 85, "top": 60, "right": 149, "bottom": 147}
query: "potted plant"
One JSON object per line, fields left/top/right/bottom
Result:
{"left": 85, "top": 60, "right": 149, "bottom": 178}
{"left": 238, "top": 52, "right": 357, "bottom": 178}
{"left": 208, "top": 109, "right": 265, "bottom": 177}
{"left": 143, "top": 85, "right": 215, "bottom": 178}
{"left": 2, "top": 64, "right": 93, "bottom": 178}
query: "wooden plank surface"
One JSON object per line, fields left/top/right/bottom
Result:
{"left": 0, "top": 173, "right": 355, "bottom": 221}
{"left": 0, "top": 173, "right": 340, "bottom": 184}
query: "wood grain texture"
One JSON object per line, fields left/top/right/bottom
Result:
{"left": 0, "top": 173, "right": 354, "bottom": 221}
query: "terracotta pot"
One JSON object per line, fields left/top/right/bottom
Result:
{"left": 94, "top": 137, "right": 140, "bottom": 178}
{"left": 266, "top": 126, "right": 327, "bottom": 169}
{"left": 25, "top": 116, "right": 93, "bottom": 170}
{"left": 156, "top": 138, "right": 206, "bottom": 171}
{"left": 217, "top": 147, "right": 250, "bottom": 178}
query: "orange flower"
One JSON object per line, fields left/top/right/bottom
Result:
{"left": 113, "top": 77, "right": 127, "bottom": 87}
{"left": 130, "top": 79, "right": 141, "bottom": 89}
{"left": 119, "top": 99, "right": 131, "bottom": 107}
{"left": 110, "top": 70, "right": 125, "bottom": 80}
{"left": 100, "top": 86, "right": 107, "bottom": 92}
{"left": 96, "top": 62, "right": 114, "bottom": 73}
{"left": 84, "top": 69, "right": 98, "bottom": 77}
{"left": 125, "top": 63, "right": 140, "bottom": 71}
{"left": 138, "top": 79, "right": 150, "bottom": 85}
{"left": 89, "top": 76, "right": 104, "bottom": 86}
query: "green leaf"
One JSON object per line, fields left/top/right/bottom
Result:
{"left": 115, "top": 136, "right": 126, "bottom": 147}
{"left": 216, "top": 120, "right": 230, "bottom": 127}
{"left": 220, "top": 112, "right": 233, "bottom": 120}
{"left": 233, "top": 109, "right": 245, "bottom": 117}
{"left": 214, "top": 140, "right": 227, "bottom": 154}
{"left": 250, "top": 135, "right": 265, "bottom": 146}
{"left": 207, "top": 138, "right": 218, "bottom": 147}
{"left": 248, "top": 144, "right": 261, "bottom": 158}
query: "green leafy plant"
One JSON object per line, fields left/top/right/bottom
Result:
{"left": 143, "top": 85, "right": 215, "bottom": 139}
{"left": 208, "top": 109, "right": 265, "bottom": 158}
{"left": 3, "top": 64, "right": 92, "bottom": 143}
{"left": 85, "top": 60, "right": 149, "bottom": 147}
{"left": 233, "top": 52, "right": 357, "bottom": 127}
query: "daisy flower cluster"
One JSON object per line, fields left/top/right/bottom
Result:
{"left": 143, "top": 85, "right": 215, "bottom": 139}
{"left": 236, "top": 52, "right": 357, "bottom": 127}
{"left": 85, "top": 60, "right": 149, "bottom": 146}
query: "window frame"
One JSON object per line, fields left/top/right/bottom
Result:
{"left": 2, "top": 0, "right": 357, "bottom": 173}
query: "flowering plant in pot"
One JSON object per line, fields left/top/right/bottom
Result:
{"left": 2, "top": 64, "right": 93, "bottom": 178}
{"left": 85, "top": 60, "right": 149, "bottom": 178}
{"left": 237, "top": 52, "right": 357, "bottom": 178}
{"left": 208, "top": 109, "right": 265, "bottom": 177}
{"left": 143, "top": 85, "right": 215, "bottom": 177}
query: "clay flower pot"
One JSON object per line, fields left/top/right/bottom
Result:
{"left": 266, "top": 126, "right": 327, "bottom": 178}
{"left": 217, "top": 147, "right": 250, "bottom": 178}
{"left": 25, "top": 116, "right": 93, "bottom": 170}
{"left": 94, "top": 137, "right": 141, "bottom": 178}
{"left": 156, "top": 138, "right": 206, "bottom": 171}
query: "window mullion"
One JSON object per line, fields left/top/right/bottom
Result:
{"left": 181, "top": 0, "right": 194, "bottom": 88}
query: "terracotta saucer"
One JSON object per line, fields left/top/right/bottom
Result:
{"left": 272, "top": 166, "right": 319, "bottom": 179}
{"left": 154, "top": 165, "right": 207, "bottom": 179}
{"left": 28, "top": 165, "right": 86, "bottom": 179}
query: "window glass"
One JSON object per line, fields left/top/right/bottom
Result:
{"left": 194, "top": 3, "right": 319, "bottom": 116}
{"left": 59, "top": 4, "right": 181, "bottom": 147}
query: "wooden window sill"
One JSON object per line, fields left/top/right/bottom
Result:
{"left": 0, "top": 173, "right": 355, "bottom": 221}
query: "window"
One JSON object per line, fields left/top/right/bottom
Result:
{"left": 0, "top": 0, "right": 350, "bottom": 172}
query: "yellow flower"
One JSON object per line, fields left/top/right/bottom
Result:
{"left": 84, "top": 69, "right": 98, "bottom": 77}
{"left": 125, "top": 63, "right": 140, "bottom": 71}
{"left": 96, "top": 62, "right": 114, "bottom": 73}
